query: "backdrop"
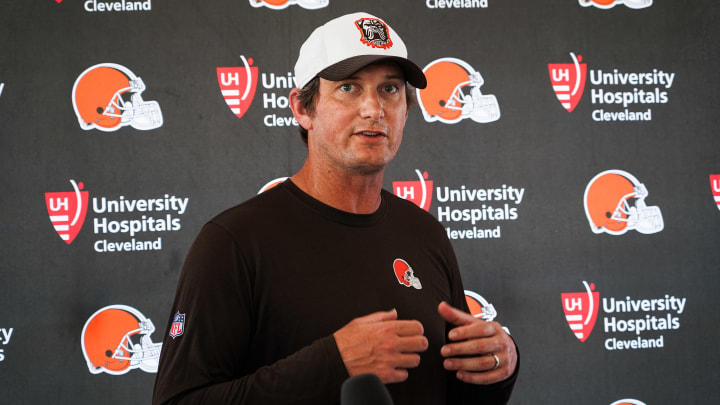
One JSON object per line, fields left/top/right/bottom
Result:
{"left": 1, "top": 1, "right": 719, "bottom": 404}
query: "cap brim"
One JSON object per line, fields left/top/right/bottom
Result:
{"left": 318, "top": 55, "right": 427, "bottom": 89}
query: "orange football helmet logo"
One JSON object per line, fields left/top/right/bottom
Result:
{"left": 584, "top": 170, "right": 664, "bottom": 235}
{"left": 81, "top": 305, "right": 162, "bottom": 375}
{"left": 417, "top": 57, "right": 500, "bottom": 124}
{"left": 578, "top": 0, "right": 652, "bottom": 9}
{"left": 248, "top": 0, "right": 328, "bottom": 10}
{"left": 72, "top": 63, "right": 163, "bottom": 132}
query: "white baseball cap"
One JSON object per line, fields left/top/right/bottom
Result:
{"left": 294, "top": 12, "right": 427, "bottom": 90}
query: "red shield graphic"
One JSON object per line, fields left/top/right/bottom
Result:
{"left": 710, "top": 175, "right": 720, "bottom": 211}
{"left": 561, "top": 281, "right": 599, "bottom": 342}
{"left": 392, "top": 170, "right": 433, "bottom": 212}
{"left": 45, "top": 180, "right": 88, "bottom": 244}
{"left": 548, "top": 52, "right": 586, "bottom": 113}
{"left": 217, "top": 55, "right": 258, "bottom": 119}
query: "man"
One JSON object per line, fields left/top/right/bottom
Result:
{"left": 153, "top": 12, "right": 517, "bottom": 404}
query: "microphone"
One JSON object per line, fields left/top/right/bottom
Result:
{"left": 340, "top": 373, "right": 394, "bottom": 405}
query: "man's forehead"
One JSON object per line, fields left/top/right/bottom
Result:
{"left": 333, "top": 62, "right": 406, "bottom": 82}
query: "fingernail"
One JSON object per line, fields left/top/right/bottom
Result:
{"left": 449, "top": 330, "right": 458, "bottom": 339}
{"left": 441, "top": 346, "right": 450, "bottom": 356}
{"left": 444, "top": 359, "right": 454, "bottom": 369}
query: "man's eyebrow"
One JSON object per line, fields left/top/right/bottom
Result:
{"left": 343, "top": 74, "right": 406, "bottom": 81}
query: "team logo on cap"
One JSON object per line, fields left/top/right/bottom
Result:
{"left": 562, "top": 281, "right": 599, "bottom": 342}
{"left": 417, "top": 57, "right": 500, "bottom": 124}
{"left": 710, "top": 175, "right": 720, "bottom": 212}
{"left": 392, "top": 170, "right": 433, "bottom": 212}
{"left": 579, "top": 0, "right": 652, "bottom": 9}
{"left": 393, "top": 259, "right": 422, "bottom": 290}
{"left": 249, "top": 0, "right": 328, "bottom": 9}
{"left": 217, "top": 55, "right": 259, "bottom": 119}
{"left": 45, "top": 180, "right": 89, "bottom": 244}
{"left": 584, "top": 170, "right": 664, "bottom": 235}
{"left": 169, "top": 312, "right": 185, "bottom": 339}
{"left": 72, "top": 63, "right": 163, "bottom": 131}
{"left": 548, "top": 52, "right": 587, "bottom": 113}
{"left": 81, "top": 305, "right": 162, "bottom": 375}
{"left": 355, "top": 18, "right": 393, "bottom": 49}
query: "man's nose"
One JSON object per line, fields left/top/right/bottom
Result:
{"left": 359, "top": 90, "right": 385, "bottom": 121}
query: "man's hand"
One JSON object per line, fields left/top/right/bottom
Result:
{"left": 333, "top": 309, "right": 428, "bottom": 384}
{"left": 438, "top": 301, "right": 517, "bottom": 384}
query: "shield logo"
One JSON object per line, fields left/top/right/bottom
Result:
{"left": 217, "top": 55, "right": 258, "bottom": 119}
{"left": 169, "top": 312, "right": 185, "bottom": 339}
{"left": 548, "top": 52, "right": 586, "bottom": 113}
{"left": 392, "top": 170, "right": 433, "bottom": 212}
{"left": 45, "top": 180, "right": 88, "bottom": 244}
{"left": 561, "top": 281, "right": 599, "bottom": 342}
{"left": 710, "top": 175, "right": 720, "bottom": 211}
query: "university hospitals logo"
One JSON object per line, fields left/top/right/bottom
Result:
{"left": 45, "top": 180, "right": 89, "bottom": 244}
{"left": 217, "top": 55, "right": 259, "bottom": 119}
{"left": 249, "top": 0, "right": 328, "bottom": 9}
{"left": 81, "top": 305, "right": 162, "bottom": 375}
{"left": 579, "top": 0, "right": 652, "bottom": 9}
{"left": 418, "top": 57, "right": 500, "bottom": 124}
{"left": 710, "top": 175, "right": 720, "bottom": 212}
{"left": 72, "top": 63, "right": 163, "bottom": 132}
{"left": 584, "top": 170, "right": 664, "bottom": 235}
{"left": 392, "top": 170, "right": 433, "bottom": 211}
{"left": 548, "top": 52, "right": 587, "bottom": 113}
{"left": 392, "top": 169, "right": 525, "bottom": 240}
{"left": 561, "top": 281, "right": 599, "bottom": 342}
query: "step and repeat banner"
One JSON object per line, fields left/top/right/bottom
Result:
{"left": 1, "top": 1, "right": 719, "bottom": 403}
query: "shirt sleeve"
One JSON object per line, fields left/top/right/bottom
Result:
{"left": 441, "top": 233, "right": 519, "bottom": 405}
{"left": 152, "top": 222, "right": 348, "bottom": 405}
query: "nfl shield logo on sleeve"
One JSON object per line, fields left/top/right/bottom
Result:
{"left": 169, "top": 312, "right": 185, "bottom": 339}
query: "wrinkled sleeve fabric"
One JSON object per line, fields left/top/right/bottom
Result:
{"left": 441, "top": 232, "right": 519, "bottom": 405}
{"left": 152, "top": 222, "right": 348, "bottom": 405}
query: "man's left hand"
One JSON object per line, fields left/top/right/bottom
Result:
{"left": 438, "top": 301, "right": 517, "bottom": 384}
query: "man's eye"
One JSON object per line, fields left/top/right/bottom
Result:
{"left": 340, "top": 83, "right": 354, "bottom": 92}
{"left": 384, "top": 85, "right": 399, "bottom": 93}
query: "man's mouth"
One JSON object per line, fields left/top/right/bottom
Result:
{"left": 357, "top": 130, "right": 385, "bottom": 137}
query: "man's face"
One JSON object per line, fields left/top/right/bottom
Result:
{"left": 305, "top": 63, "right": 408, "bottom": 175}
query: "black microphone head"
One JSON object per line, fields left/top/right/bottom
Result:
{"left": 340, "top": 373, "right": 394, "bottom": 405}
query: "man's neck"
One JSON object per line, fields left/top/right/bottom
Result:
{"left": 291, "top": 162, "right": 385, "bottom": 214}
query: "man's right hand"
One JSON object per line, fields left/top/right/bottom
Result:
{"left": 332, "top": 309, "right": 428, "bottom": 383}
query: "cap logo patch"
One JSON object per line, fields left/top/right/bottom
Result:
{"left": 355, "top": 18, "right": 393, "bottom": 49}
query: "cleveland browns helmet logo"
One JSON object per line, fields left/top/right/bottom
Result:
{"left": 417, "top": 57, "right": 500, "bottom": 124}
{"left": 81, "top": 305, "right": 162, "bottom": 375}
{"left": 579, "top": 0, "right": 652, "bottom": 9}
{"left": 584, "top": 170, "right": 664, "bottom": 235}
{"left": 249, "top": 0, "right": 328, "bottom": 10}
{"left": 72, "top": 63, "right": 163, "bottom": 132}
{"left": 393, "top": 259, "right": 422, "bottom": 290}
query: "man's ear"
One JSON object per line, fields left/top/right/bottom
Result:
{"left": 289, "top": 88, "right": 313, "bottom": 131}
